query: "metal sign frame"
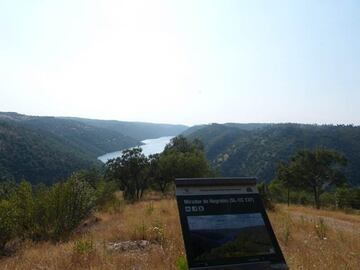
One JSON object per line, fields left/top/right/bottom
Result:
{"left": 175, "top": 177, "right": 288, "bottom": 270}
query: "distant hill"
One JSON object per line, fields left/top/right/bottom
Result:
{"left": 0, "top": 112, "right": 187, "bottom": 184}
{"left": 181, "top": 123, "right": 267, "bottom": 137}
{"left": 0, "top": 112, "right": 139, "bottom": 157}
{"left": 185, "top": 123, "right": 360, "bottom": 186}
{"left": 0, "top": 119, "right": 101, "bottom": 184}
{"left": 64, "top": 117, "right": 188, "bottom": 141}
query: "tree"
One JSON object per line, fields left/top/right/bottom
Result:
{"left": 276, "top": 162, "right": 296, "bottom": 206}
{"left": 148, "top": 154, "right": 170, "bottom": 194}
{"left": 105, "top": 147, "right": 150, "bottom": 201}
{"left": 164, "top": 135, "right": 204, "bottom": 154}
{"left": 276, "top": 148, "right": 347, "bottom": 209}
{"left": 151, "top": 137, "right": 212, "bottom": 194}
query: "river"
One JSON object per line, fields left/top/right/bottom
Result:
{"left": 97, "top": 136, "right": 174, "bottom": 163}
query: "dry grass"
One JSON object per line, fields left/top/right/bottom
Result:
{"left": 269, "top": 204, "right": 360, "bottom": 269}
{"left": 0, "top": 199, "right": 359, "bottom": 270}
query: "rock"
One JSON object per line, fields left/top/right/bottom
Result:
{"left": 107, "top": 240, "right": 151, "bottom": 252}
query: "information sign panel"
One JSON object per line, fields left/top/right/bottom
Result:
{"left": 175, "top": 177, "right": 288, "bottom": 270}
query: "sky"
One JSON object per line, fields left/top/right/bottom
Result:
{"left": 1, "top": 0, "right": 359, "bottom": 126}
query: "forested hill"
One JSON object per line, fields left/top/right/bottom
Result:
{"left": 0, "top": 112, "right": 141, "bottom": 184}
{"left": 181, "top": 123, "right": 268, "bottom": 136}
{"left": 0, "top": 112, "right": 186, "bottom": 184}
{"left": 0, "top": 119, "right": 100, "bottom": 184}
{"left": 63, "top": 117, "right": 188, "bottom": 141}
{"left": 185, "top": 123, "right": 360, "bottom": 186}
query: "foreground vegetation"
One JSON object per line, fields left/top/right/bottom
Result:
{"left": 0, "top": 197, "right": 359, "bottom": 270}
{"left": 0, "top": 137, "right": 211, "bottom": 254}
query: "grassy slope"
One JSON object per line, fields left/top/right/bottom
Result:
{"left": 1, "top": 198, "right": 359, "bottom": 270}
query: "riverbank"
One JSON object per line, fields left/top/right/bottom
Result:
{"left": 98, "top": 136, "right": 174, "bottom": 163}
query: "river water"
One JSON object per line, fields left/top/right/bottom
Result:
{"left": 97, "top": 136, "right": 174, "bottom": 163}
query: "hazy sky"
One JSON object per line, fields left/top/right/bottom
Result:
{"left": 1, "top": 0, "right": 359, "bottom": 126}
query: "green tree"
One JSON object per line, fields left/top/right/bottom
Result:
{"left": 276, "top": 162, "right": 297, "bottom": 206}
{"left": 164, "top": 135, "right": 204, "bottom": 154}
{"left": 106, "top": 147, "right": 150, "bottom": 201}
{"left": 276, "top": 148, "right": 347, "bottom": 209}
{"left": 10, "top": 181, "right": 35, "bottom": 239}
{"left": 150, "top": 137, "right": 211, "bottom": 194}
{"left": 0, "top": 200, "right": 19, "bottom": 254}
{"left": 148, "top": 154, "right": 170, "bottom": 194}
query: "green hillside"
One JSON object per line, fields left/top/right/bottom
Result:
{"left": 0, "top": 112, "right": 188, "bottom": 184}
{"left": 0, "top": 120, "right": 100, "bottom": 184}
{"left": 0, "top": 112, "right": 141, "bottom": 184}
{"left": 186, "top": 123, "right": 360, "bottom": 186}
{"left": 65, "top": 117, "right": 188, "bottom": 141}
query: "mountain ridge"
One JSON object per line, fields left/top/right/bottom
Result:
{"left": 185, "top": 123, "right": 360, "bottom": 186}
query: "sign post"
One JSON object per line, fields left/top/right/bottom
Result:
{"left": 175, "top": 177, "right": 288, "bottom": 270}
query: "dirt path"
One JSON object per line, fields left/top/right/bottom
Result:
{"left": 289, "top": 210, "right": 360, "bottom": 235}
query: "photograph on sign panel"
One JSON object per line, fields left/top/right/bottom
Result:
{"left": 187, "top": 213, "right": 275, "bottom": 262}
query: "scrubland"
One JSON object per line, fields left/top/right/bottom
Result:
{"left": 0, "top": 198, "right": 359, "bottom": 270}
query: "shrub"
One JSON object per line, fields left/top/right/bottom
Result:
{"left": 320, "top": 192, "right": 336, "bottom": 208}
{"left": 335, "top": 186, "right": 360, "bottom": 209}
{"left": 94, "top": 180, "right": 117, "bottom": 209}
{"left": 9, "top": 181, "right": 35, "bottom": 239}
{"left": 47, "top": 176, "right": 96, "bottom": 241}
{"left": 0, "top": 200, "right": 18, "bottom": 253}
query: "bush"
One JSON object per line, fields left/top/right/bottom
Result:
{"left": 335, "top": 187, "right": 360, "bottom": 209}
{"left": 0, "top": 200, "right": 18, "bottom": 253}
{"left": 47, "top": 176, "right": 96, "bottom": 241}
{"left": 320, "top": 192, "right": 336, "bottom": 208}
{"left": 268, "top": 179, "right": 287, "bottom": 203}
{"left": 290, "top": 191, "right": 313, "bottom": 206}
{"left": 9, "top": 181, "right": 35, "bottom": 239}
{"left": 0, "top": 170, "right": 109, "bottom": 252}
{"left": 95, "top": 180, "right": 117, "bottom": 209}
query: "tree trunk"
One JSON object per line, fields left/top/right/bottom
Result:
{"left": 313, "top": 186, "right": 320, "bottom": 209}
{"left": 287, "top": 186, "right": 290, "bottom": 206}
